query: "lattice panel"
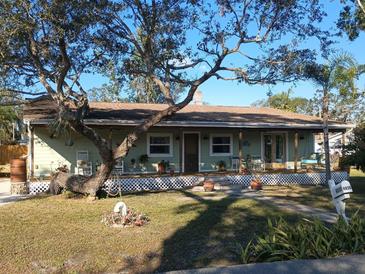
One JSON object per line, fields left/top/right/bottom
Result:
{"left": 103, "top": 175, "right": 202, "bottom": 193}
{"left": 29, "top": 182, "right": 50, "bottom": 195}
{"left": 226, "top": 172, "right": 348, "bottom": 186}
{"left": 27, "top": 172, "right": 348, "bottom": 194}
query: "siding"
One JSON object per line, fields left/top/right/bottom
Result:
{"left": 32, "top": 127, "right": 315, "bottom": 176}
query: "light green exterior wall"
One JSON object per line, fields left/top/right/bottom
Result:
{"left": 32, "top": 126, "right": 314, "bottom": 176}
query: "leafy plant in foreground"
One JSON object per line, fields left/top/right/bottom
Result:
{"left": 239, "top": 213, "right": 365, "bottom": 264}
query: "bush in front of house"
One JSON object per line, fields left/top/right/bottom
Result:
{"left": 216, "top": 160, "right": 226, "bottom": 172}
{"left": 342, "top": 124, "right": 365, "bottom": 172}
{"left": 239, "top": 213, "right": 365, "bottom": 264}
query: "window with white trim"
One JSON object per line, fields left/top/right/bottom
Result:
{"left": 210, "top": 134, "right": 232, "bottom": 156}
{"left": 147, "top": 133, "right": 173, "bottom": 157}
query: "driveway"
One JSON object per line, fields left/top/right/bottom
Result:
{"left": 0, "top": 178, "right": 28, "bottom": 206}
{"left": 167, "top": 254, "right": 365, "bottom": 274}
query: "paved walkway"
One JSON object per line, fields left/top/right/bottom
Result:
{"left": 0, "top": 178, "right": 28, "bottom": 206}
{"left": 166, "top": 254, "right": 365, "bottom": 274}
{"left": 242, "top": 191, "right": 338, "bottom": 223}
{"left": 190, "top": 188, "right": 338, "bottom": 223}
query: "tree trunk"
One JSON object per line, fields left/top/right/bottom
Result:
{"left": 50, "top": 160, "right": 114, "bottom": 196}
{"left": 323, "top": 87, "right": 332, "bottom": 183}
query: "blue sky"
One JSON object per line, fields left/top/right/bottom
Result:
{"left": 80, "top": 1, "right": 365, "bottom": 106}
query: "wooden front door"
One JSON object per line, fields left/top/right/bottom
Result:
{"left": 184, "top": 133, "right": 199, "bottom": 173}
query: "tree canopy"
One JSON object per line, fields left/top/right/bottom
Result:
{"left": 251, "top": 89, "right": 312, "bottom": 114}
{"left": 338, "top": 0, "right": 365, "bottom": 40}
{"left": 0, "top": 0, "right": 335, "bottom": 194}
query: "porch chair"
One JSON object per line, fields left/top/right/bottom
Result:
{"left": 231, "top": 156, "right": 240, "bottom": 172}
{"left": 112, "top": 159, "right": 125, "bottom": 176}
{"left": 76, "top": 150, "right": 93, "bottom": 176}
{"left": 249, "top": 156, "right": 265, "bottom": 172}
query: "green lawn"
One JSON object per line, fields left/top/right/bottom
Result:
{"left": 0, "top": 190, "right": 301, "bottom": 273}
{"left": 263, "top": 169, "right": 365, "bottom": 218}
{"left": 0, "top": 170, "right": 364, "bottom": 273}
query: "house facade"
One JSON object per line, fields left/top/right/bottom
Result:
{"left": 23, "top": 97, "right": 352, "bottom": 177}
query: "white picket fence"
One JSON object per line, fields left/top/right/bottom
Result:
{"left": 28, "top": 171, "right": 349, "bottom": 195}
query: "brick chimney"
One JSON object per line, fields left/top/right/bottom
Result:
{"left": 192, "top": 90, "right": 203, "bottom": 105}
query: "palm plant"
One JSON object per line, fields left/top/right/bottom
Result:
{"left": 303, "top": 53, "right": 361, "bottom": 183}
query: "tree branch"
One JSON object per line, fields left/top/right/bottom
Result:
{"left": 357, "top": 0, "right": 365, "bottom": 14}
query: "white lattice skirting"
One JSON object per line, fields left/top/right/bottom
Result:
{"left": 28, "top": 171, "right": 348, "bottom": 195}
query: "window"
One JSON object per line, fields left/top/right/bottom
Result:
{"left": 210, "top": 134, "right": 232, "bottom": 156}
{"left": 147, "top": 133, "right": 173, "bottom": 157}
{"left": 76, "top": 151, "right": 89, "bottom": 162}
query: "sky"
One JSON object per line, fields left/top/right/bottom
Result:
{"left": 79, "top": 0, "right": 365, "bottom": 106}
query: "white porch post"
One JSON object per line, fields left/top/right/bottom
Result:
{"left": 294, "top": 131, "right": 299, "bottom": 173}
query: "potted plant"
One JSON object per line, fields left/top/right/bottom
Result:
{"left": 169, "top": 168, "right": 175, "bottom": 176}
{"left": 139, "top": 154, "right": 149, "bottom": 165}
{"left": 203, "top": 179, "right": 215, "bottom": 192}
{"left": 216, "top": 160, "right": 226, "bottom": 172}
{"left": 158, "top": 160, "right": 169, "bottom": 174}
{"left": 250, "top": 177, "right": 262, "bottom": 190}
{"left": 139, "top": 154, "right": 149, "bottom": 172}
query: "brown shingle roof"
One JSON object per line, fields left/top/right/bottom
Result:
{"left": 23, "top": 96, "right": 351, "bottom": 130}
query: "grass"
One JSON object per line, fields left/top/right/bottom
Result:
{"left": 0, "top": 190, "right": 301, "bottom": 273}
{"left": 262, "top": 169, "right": 365, "bottom": 218}
{"left": 0, "top": 169, "right": 364, "bottom": 273}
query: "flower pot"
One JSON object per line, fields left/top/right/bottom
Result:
{"left": 169, "top": 169, "right": 175, "bottom": 176}
{"left": 203, "top": 180, "right": 215, "bottom": 192}
{"left": 158, "top": 163, "right": 166, "bottom": 174}
{"left": 250, "top": 179, "right": 262, "bottom": 190}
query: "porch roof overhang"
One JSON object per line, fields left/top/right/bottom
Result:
{"left": 23, "top": 96, "right": 354, "bottom": 132}
{"left": 26, "top": 118, "right": 353, "bottom": 131}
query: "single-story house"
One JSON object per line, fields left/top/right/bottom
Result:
{"left": 23, "top": 97, "right": 352, "bottom": 178}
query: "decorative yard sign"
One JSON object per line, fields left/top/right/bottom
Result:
{"left": 328, "top": 179, "right": 353, "bottom": 222}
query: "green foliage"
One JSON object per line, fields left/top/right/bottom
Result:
{"left": 343, "top": 124, "right": 365, "bottom": 172}
{"left": 139, "top": 154, "right": 149, "bottom": 164}
{"left": 252, "top": 89, "right": 311, "bottom": 114}
{"left": 216, "top": 160, "right": 226, "bottom": 172}
{"left": 338, "top": 0, "right": 365, "bottom": 41}
{"left": 303, "top": 53, "right": 364, "bottom": 123}
{"left": 240, "top": 213, "right": 365, "bottom": 264}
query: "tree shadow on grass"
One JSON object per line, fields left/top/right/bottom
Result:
{"left": 150, "top": 190, "right": 300, "bottom": 273}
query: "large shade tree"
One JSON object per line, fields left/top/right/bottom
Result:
{"left": 0, "top": 0, "right": 331, "bottom": 196}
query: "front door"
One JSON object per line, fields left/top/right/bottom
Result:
{"left": 184, "top": 133, "right": 199, "bottom": 172}
{"left": 263, "top": 133, "right": 286, "bottom": 168}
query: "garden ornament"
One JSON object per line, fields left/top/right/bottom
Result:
{"left": 113, "top": 201, "right": 128, "bottom": 217}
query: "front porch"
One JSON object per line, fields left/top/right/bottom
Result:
{"left": 65, "top": 128, "right": 324, "bottom": 177}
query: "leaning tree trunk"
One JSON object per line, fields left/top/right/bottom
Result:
{"left": 323, "top": 87, "right": 332, "bottom": 183}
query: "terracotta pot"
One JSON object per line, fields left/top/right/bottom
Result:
{"left": 158, "top": 163, "right": 166, "bottom": 174}
{"left": 203, "top": 180, "right": 215, "bottom": 192}
{"left": 250, "top": 179, "right": 262, "bottom": 190}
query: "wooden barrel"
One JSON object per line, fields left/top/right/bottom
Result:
{"left": 10, "top": 159, "right": 27, "bottom": 183}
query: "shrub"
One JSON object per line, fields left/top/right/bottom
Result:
{"left": 342, "top": 124, "right": 365, "bottom": 172}
{"left": 239, "top": 213, "right": 365, "bottom": 264}
{"left": 216, "top": 160, "right": 226, "bottom": 172}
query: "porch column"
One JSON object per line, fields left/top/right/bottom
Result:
{"left": 179, "top": 130, "right": 183, "bottom": 174}
{"left": 28, "top": 124, "right": 34, "bottom": 181}
{"left": 108, "top": 128, "right": 113, "bottom": 149}
{"left": 239, "top": 130, "right": 243, "bottom": 173}
{"left": 294, "top": 131, "right": 299, "bottom": 172}
{"left": 342, "top": 130, "right": 347, "bottom": 147}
